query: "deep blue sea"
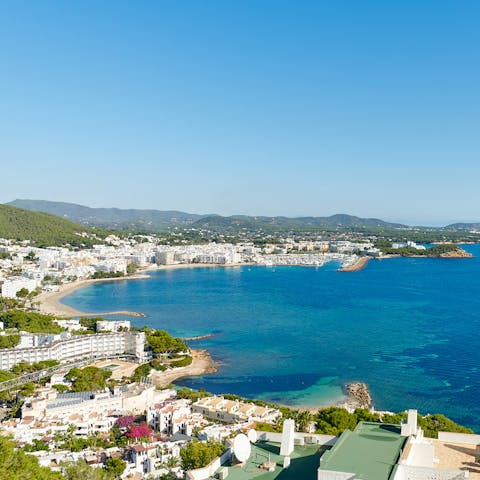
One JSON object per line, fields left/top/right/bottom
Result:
{"left": 62, "top": 245, "right": 480, "bottom": 431}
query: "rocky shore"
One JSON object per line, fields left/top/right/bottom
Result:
{"left": 438, "top": 248, "right": 473, "bottom": 258}
{"left": 339, "top": 382, "right": 373, "bottom": 411}
{"left": 150, "top": 349, "right": 218, "bottom": 387}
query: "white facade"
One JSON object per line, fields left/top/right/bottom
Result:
{"left": 54, "top": 319, "right": 83, "bottom": 332}
{"left": 0, "top": 331, "right": 145, "bottom": 370}
{"left": 156, "top": 250, "right": 176, "bottom": 265}
{"left": 192, "top": 396, "right": 280, "bottom": 424}
{"left": 92, "top": 259, "right": 127, "bottom": 274}
{"left": 147, "top": 399, "right": 204, "bottom": 437}
{"left": 1, "top": 277, "right": 38, "bottom": 298}
{"left": 96, "top": 320, "right": 131, "bottom": 332}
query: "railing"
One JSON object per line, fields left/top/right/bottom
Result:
{"left": 0, "top": 354, "right": 139, "bottom": 392}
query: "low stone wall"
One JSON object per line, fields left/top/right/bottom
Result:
{"left": 186, "top": 449, "right": 231, "bottom": 480}
{"left": 438, "top": 432, "right": 480, "bottom": 445}
{"left": 256, "top": 430, "right": 337, "bottom": 446}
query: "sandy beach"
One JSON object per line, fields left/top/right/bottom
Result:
{"left": 36, "top": 263, "right": 251, "bottom": 318}
{"left": 36, "top": 273, "right": 152, "bottom": 317}
{"left": 150, "top": 349, "right": 218, "bottom": 387}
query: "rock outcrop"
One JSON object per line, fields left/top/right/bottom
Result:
{"left": 344, "top": 382, "right": 373, "bottom": 410}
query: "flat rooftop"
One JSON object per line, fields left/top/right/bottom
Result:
{"left": 319, "top": 422, "right": 406, "bottom": 480}
{"left": 216, "top": 441, "right": 328, "bottom": 480}
{"left": 432, "top": 439, "right": 480, "bottom": 479}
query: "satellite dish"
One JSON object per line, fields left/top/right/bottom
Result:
{"left": 233, "top": 434, "right": 251, "bottom": 463}
{"left": 247, "top": 429, "right": 257, "bottom": 443}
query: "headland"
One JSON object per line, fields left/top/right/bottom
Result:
{"left": 150, "top": 349, "right": 219, "bottom": 387}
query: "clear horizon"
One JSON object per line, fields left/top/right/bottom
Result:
{"left": 1, "top": 1, "right": 479, "bottom": 226}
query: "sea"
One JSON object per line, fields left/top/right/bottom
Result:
{"left": 62, "top": 244, "right": 480, "bottom": 431}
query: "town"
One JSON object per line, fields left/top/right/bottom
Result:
{"left": 0, "top": 231, "right": 422, "bottom": 302}
{"left": 0, "top": 232, "right": 477, "bottom": 479}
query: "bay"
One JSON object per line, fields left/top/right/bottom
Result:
{"left": 62, "top": 245, "right": 480, "bottom": 430}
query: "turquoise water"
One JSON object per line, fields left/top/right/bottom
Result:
{"left": 62, "top": 245, "right": 480, "bottom": 430}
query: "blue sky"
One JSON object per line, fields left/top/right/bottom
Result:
{"left": 1, "top": 1, "right": 479, "bottom": 226}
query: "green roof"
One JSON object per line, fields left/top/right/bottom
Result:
{"left": 319, "top": 422, "right": 406, "bottom": 480}
{"left": 216, "top": 441, "right": 328, "bottom": 480}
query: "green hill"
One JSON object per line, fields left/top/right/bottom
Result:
{"left": 9, "top": 199, "right": 205, "bottom": 231}
{"left": 8, "top": 199, "right": 407, "bottom": 232}
{"left": 0, "top": 204, "right": 104, "bottom": 247}
{"left": 193, "top": 213, "right": 407, "bottom": 232}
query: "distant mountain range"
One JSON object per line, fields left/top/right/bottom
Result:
{"left": 193, "top": 214, "right": 407, "bottom": 231}
{"left": 8, "top": 199, "right": 408, "bottom": 232}
{"left": 445, "top": 222, "right": 480, "bottom": 230}
{"left": 8, "top": 199, "right": 204, "bottom": 231}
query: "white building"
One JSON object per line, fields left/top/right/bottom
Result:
{"left": 0, "top": 331, "right": 146, "bottom": 370}
{"left": 54, "top": 319, "right": 83, "bottom": 332}
{"left": 92, "top": 259, "right": 128, "bottom": 274}
{"left": 192, "top": 396, "right": 280, "bottom": 424}
{"left": 156, "top": 250, "right": 176, "bottom": 265}
{"left": 147, "top": 399, "right": 204, "bottom": 437}
{"left": 96, "top": 320, "right": 131, "bottom": 333}
{"left": 0, "top": 277, "right": 38, "bottom": 298}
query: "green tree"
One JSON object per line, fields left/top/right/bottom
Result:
{"left": 62, "top": 460, "right": 114, "bottom": 480}
{"left": 131, "top": 363, "right": 152, "bottom": 382}
{"left": 180, "top": 439, "right": 225, "bottom": 470}
{"left": 19, "top": 382, "right": 36, "bottom": 397}
{"left": 23, "top": 439, "right": 49, "bottom": 452}
{"left": 147, "top": 330, "right": 187, "bottom": 355}
{"left": 0, "top": 436, "right": 62, "bottom": 480}
{"left": 104, "top": 457, "right": 126, "bottom": 478}
{"left": 16, "top": 288, "right": 29, "bottom": 298}
{"left": 0, "top": 310, "right": 64, "bottom": 333}
{"left": 315, "top": 407, "right": 357, "bottom": 436}
{"left": 66, "top": 366, "right": 112, "bottom": 392}
{"left": 419, "top": 414, "right": 473, "bottom": 439}
{"left": 52, "top": 384, "right": 69, "bottom": 393}
{"left": 354, "top": 408, "right": 380, "bottom": 423}
{"left": 0, "top": 334, "right": 20, "bottom": 348}
{"left": 79, "top": 317, "right": 101, "bottom": 331}
{"left": 293, "top": 410, "right": 314, "bottom": 432}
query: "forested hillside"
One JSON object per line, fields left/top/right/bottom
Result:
{"left": 0, "top": 204, "right": 104, "bottom": 247}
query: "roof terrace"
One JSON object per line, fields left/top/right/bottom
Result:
{"left": 215, "top": 440, "right": 328, "bottom": 480}
{"left": 319, "top": 422, "right": 406, "bottom": 480}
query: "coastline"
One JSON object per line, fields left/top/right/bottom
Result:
{"left": 150, "top": 349, "right": 219, "bottom": 387}
{"left": 36, "top": 273, "right": 152, "bottom": 318}
{"left": 36, "top": 262, "right": 252, "bottom": 318}
{"left": 283, "top": 382, "right": 373, "bottom": 413}
{"left": 338, "top": 256, "right": 371, "bottom": 272}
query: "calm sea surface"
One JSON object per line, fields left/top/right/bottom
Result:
{"left": 62, "top": 245, "right": 480, "bottom": 430}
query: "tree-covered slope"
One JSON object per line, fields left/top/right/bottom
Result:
{"left": 193, "top": 213, "right": 407, "bottom": 231}
{"left": 8, "top": 199, "right": 408, "bottom": 232}
{"left": 8, "top": 199, "right": 205, "bottom": 231}
{"left": 0, "top": 204, "right": 102, "bottom": 247}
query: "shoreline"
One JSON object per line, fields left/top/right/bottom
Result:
{"left": 279, "top": 381, "right": 373, "bottom": 413}
{"left": 36, "top": 263, "right": 253, "bottom": 318}
{"left": 36, "top": 273, "right": 152, "bottom": 318}
{"left": 36, "top": 259, "right": 367, "bottom": 318}
{"left": 150, "top": 349, "right": 219, "bottom": 387}
{"left": 338, "top": 256, "right": 371, "bottom": 272}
